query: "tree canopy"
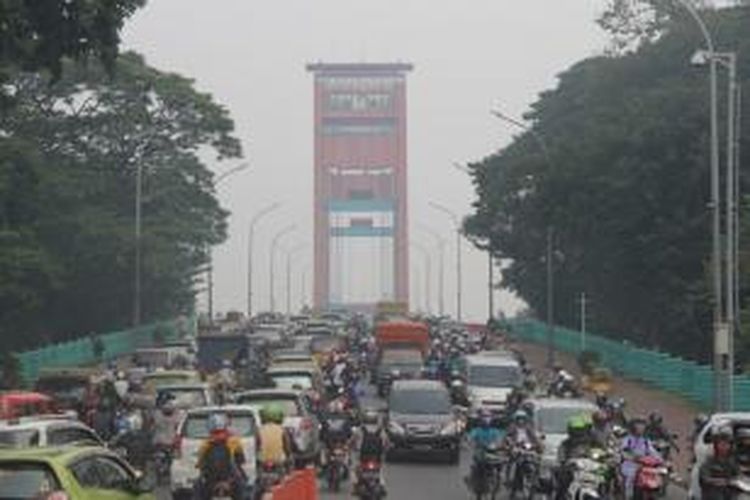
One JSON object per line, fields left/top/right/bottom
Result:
{"left": 0, "top": 52, "right": 242, "bottom": 350}
{"left": 466, "top": 5, "right": 750, "bottom": 361}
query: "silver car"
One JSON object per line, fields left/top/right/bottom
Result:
{"left": 235, "top": 388, "right": 321, "bottom": 464}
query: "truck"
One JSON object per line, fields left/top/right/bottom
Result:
{"left": 375, "top": 320, "right": 430, "bottom": 356}
{"left": 196, "top": 334, "right": 266, "bottom": 388}
{"left": 373, "top": 321, "right": 431, "bottom": 394}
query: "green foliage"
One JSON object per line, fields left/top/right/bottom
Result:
{"left": 466, "top": 5, "right": 750, "bottom": 362}
{"left": 0, "top": 52, "right": 242, "bottom": 351}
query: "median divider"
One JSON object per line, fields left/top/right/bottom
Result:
{"left": 269, "top": 467, "right": 319, "bottom": 500}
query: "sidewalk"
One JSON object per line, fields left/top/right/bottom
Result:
{"left": 515, "top": 340, "right": 700, "bottom": 478}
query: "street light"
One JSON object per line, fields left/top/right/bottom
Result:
{"left": 410, "top": 241, "right": 433, "bottom": 315}
{"left": 490, "top": 109, "right": 557, "bottom": 366}
{"left": 429, "top": 201, "right": 463, "bottom": 321}
{"left": 269, "top": 225, "right": 296, "bottom": 313}
{"left": 671, "top": 0, "right": 729, "bottom": 411}
{"left": 284, "top": 243, "right": 308, "bottom": 315}
{"left": 417, "top": 224, "right": 447, "bottom": 316}
{"left": 453, "top": 161, "right": 496, "bottom": 323}
{"left": 206, "top": 163, "right": 250, "bottom": 323}
{"left": 247, "top": 202, "right": 282, "bottom": 317}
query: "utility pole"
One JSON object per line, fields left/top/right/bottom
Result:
{"left": 207, "top": 261, "right": 214, "bottom": 324}
{"left": 133, "top": 162, "right": 143, "bottom": 326}
{"left": 546, "top": 226, "right": 555, "bottom": 367}
{"left": 269, "top": 225, "right": 296, "bottom": 313}
{"left": 580, "top": 292, "right": 587, "bottom": 351}
{"left": 488, "top": 250, "right": 495, "bottom": 323}
{"left": 247, "top": 202, "right": 281, "bottom": 317}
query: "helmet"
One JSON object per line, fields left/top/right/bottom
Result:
{"left": 478, "top": 408, "right": 493, "bottom": 428}
{"left": 713, "top": 425, "right": 734, "bottom": 443}
{"left": 261, "top": 404, "right": 284, "bottom": 424}
{"left": 361, "top": 409, "right": 380, "bottom": 427}
{"left": 629, "top": 417, "right": 647, "bottom": 432}
{"left": 567, "top": 415, "right": 591, "bottom": 437}
{"left": 648, "top": 412, "right": 663, "bottom": 425}
{"left": 694, "top": 413, "right": 709, "bottom": 429}
{"left": 327, "top": 399, "right": 345, "bottom": 414}
{"left": 513, "top": 410, "right": 529, "bottom": 423}
{"left": 161, "top": 400, "right": 176, "bottom": 415}
{"left": 209, "top": 412, "right": 228, "bottom": 432}
{"left": 221, "top": 359, "right": 232, "bottom": 369}
{"left": 592, "top": 410, "right": 608, "bottom": 426}
{"left": 116, "top": 371, "right": 126, "bottom": 380}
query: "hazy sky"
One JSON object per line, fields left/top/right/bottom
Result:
{"left": 122, "top": 0, "right": 610, "bottom": 321}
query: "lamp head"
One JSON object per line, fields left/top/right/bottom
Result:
{"left": 690, "top": 50, "right": 712, "bottom": 67}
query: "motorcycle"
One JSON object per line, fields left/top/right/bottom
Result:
{"left": 468, "top": 442, "right": 506, "bottom": 500}
{"left": 325, "top": 444, "right": 350, "bottom": 492}
{"left": 510, "top": 441, "right": 541, "bottom": 500}
{"left": 549, "top": 375, "right": 581, "bottom": 398}
{"left": 258, "top": 460, "right": 284, "bottom": 493}
{"left": 566, "top": 448, "right": 613, "bottom": 500}
{"left": 153, "top": 446, "right": 172, "bottom": 485}
{"left": 354, "top": 459, "right": 386, "bottom": 499}
{"left": 730, "top": 476, "right": 750, "bottom": 500}
{"left": 633, "top": 455, "right": 669, "bottom": 500}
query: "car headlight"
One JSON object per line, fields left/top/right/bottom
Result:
{"left": 388, "top": 421, "right": 406, "bottom": 435}
{"left": 440, "top": 421, "right": 460, "bottom": 436}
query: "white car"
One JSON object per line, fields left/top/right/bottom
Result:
{"left": 0, "top": 416, "right": 103, "bottom": 448}
{"left": 171, "top": 405, "right": 259, "bottom": 500}
{"left": 156, "top": 383, "right": 216, "bottom": 410}
{"left": 464, "top": 353, "right": 523, "bottom": 418}
{"left": 528, "top": 397, "right": 598, "bottom": 466}
{"left": 688, "top": 412, "right": 750, "bottom": 499}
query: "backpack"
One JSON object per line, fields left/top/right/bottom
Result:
{"left": 203, "top": 441, "right": 234, "bottom": 483}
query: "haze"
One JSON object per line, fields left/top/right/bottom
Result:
{"left": 122, "top": 0, "right": 609, "bottom": 320}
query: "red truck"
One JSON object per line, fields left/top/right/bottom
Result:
{"left": 375, "top": 320, "right": 430, "bottom": 355}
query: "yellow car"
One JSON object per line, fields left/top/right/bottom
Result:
{"left": 0, "top": 446, "right": 155, "bottom": 500}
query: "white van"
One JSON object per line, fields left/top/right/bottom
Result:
{"left": 464, "top": 354, "right": 523, "bottom": 418}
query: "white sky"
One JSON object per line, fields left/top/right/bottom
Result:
{"left": 122, "top": 0, "right": 610, "bottom": 321}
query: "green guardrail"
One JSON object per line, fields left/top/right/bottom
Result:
{"left": 505, "top": 318, "right": 750, "bottom": 411}
{"left": 13, "top": 316, "right": 195, "bottom": 386}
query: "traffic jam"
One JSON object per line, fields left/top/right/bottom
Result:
{"left": 0, "top": 310, "right": 743, "bottom": 500}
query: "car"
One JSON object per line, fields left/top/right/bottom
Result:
{"left": 234, "top": 389, "right": 321, "bottom": 464}
{"left": 0, "top": 446, "right": 155, "bottom": 500}
{"left": 375, "top": 349, "right": 424, "bottom": 397}
{"left": 464, "top": 354, "right": 523, "bottom": 420}
{"left": 688, "top": 412, "right": 750, "bottom": 499}
{"left": 171, "top": 406, "right": 259, "bottom": 500}
{"left": 140, "top": 370, "right": 202, "bottom": 394}
{"left": 133, "top": 348, "right": 180, "bottom": 370}
{"left": 385, "top": 379, "right": 463, "bottom": 464}
{"left": 527, "top": 397, "right": 598, "bottom": 467}
{"left": 0, "top": 417, "right": 103, "bottom": 448}
{"left": 265, "top": 366, "right": 323, "bottom": 395}
{"left": 0, "top": 391, "right": 58, "bottom": 421}
{"left": 34, "top": 369, "right": 101, "bottom": 413}
{"left": 271, "top": 352, "right": 317, "bottom": 369}
{"left": 155, "top": 383, "right": 215, "bottom": 411}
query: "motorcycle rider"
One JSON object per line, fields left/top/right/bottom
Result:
{"left": 354, "top": 409, "right": 388, "bottom": 497}
{"left": 195, "top": 412, "right": 247, "bottom": 500}
{"left": 620, "top": 417, "right": 661, "bottom": 500}
{"left": 734, "top": 427, "right": 750, "bottom": 474}
{"left": 466, "top": 408, "right": 505, "bottom": 493}
{"left": 503, "top": 410, "right": 543, "bottom": 452}
{"left": 590, "top": 410, "right": 613, "bottom": 448}
{"left": 320, "top": 399, "right": 355, "bottom": 475}
{"left": 556, "top": 415, "right": 595, "bottom": 500}
{"left": 645, "top": 411, "right": 678, "bottom": 459}
{"left": 699, "top": 425, "right": 739, "bottom": 500}
{"left": 258, "top": 404, "right": 292, "bottom": 469}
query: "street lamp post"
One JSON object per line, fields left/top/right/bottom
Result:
{"left": 284, "top": 244, "right": 307, "bottom": 315}
{"left": 429, "top": 202, "right": 463, "bottom": 321}
{"left": 491, "top": 109, "right": 556, "bottom": 365}
{"left": 269, "top": 225, "right": 296, "bottom": 313}
{"left": 453, "top": 162, "right": 495, "bottom": 323}
{"left": 417, "top": 224, "right": 447, "bottom": 317}
{"left": 247, "top": 202, "right": 282, "bottom": 317}
{"left": 411, "top": 241, "right": 433, "bottom": 315}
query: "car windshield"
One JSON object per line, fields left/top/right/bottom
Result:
{"left": 158, "top": 389, "right": 207, "bottom": 408}
{"left": 269, "top": 374, "right": 313, "bottom": 391}
{"left": 183, "top": 413, "right": 256, "bottom": 439}
{"left": 144, "top": 375, "right": 193, "bottom": 389}
{"left": 0, "top": 430, "right": 40, "bottom": 448}
{"left": 535, "top": 406, "right": 595, "bottom": 434}
{"left": 390, "top": 388, "right": 451, "bottom": 415}
{"left": 0, "top": 463, "right": 60, "bottom": 499}
{"left": 468, "top": 364, "right": 521, "bottom": 388}
{"left": 235, "top": 396, "right": 300, "bottom": 417}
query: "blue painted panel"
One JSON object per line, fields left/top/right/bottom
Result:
{"left": 330, "top": 226, "right": 393, "bottom": 237}
{"left": 328, "top": 199, "right": 394, "bottom": 213}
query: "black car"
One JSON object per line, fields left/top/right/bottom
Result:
{"left": 375, "top": 348, "right": 424, "bottom": 397}
{"left": 385, "top": 379, "right": 463, "bottom": 464}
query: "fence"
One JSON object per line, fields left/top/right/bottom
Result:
{"left": 15, "top": 317, "right": 194, "bottom": 386}
{"left": 505, "top": 318, "right": 750, "bottom": 411}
